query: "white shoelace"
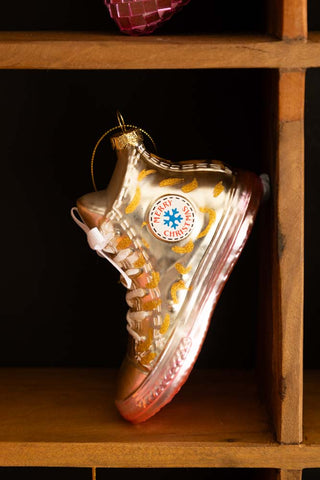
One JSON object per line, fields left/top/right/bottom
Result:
{"left": 71, "top": 208, "right": 133, "bottom": 289}
{"left": 71, "top": 207, "right": 150, "bottom": 343}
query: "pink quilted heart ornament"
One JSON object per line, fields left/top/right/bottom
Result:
{"left": 105, "top": 0, "right": 191, "bottom": 36}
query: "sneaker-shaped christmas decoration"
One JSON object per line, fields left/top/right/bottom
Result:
{"left": 105, "top": 0, "right": 191, "bottom": 36}
{"left": 71, "top": 115, "right": 267, "bottom": 423}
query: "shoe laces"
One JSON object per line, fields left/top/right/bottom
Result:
{"left": 71, "top": 208, "right": 155, "bottom": 345}
{"left": 71, "top": 207, "right": 133, "bottom": 288}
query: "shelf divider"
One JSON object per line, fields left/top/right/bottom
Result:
{"left": 279, "top": 471, "right": 302, "bottom": 480}
{"left": 276, "top": 69, "right": 305, "bottom": 444}
{"left": 259, "top": 69, "right": 305, "bottom": 445}
{"left": 268, "top": 0, "right": 307, "bottom": 40}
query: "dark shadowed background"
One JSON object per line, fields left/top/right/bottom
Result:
{"left": 0, "top": 68, "right": 265, "bottom": 368}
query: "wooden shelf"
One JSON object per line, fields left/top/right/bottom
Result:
{"left": 0, "top": 368, "right": 272, "bottom": 467}
{"left": 0, "top": 31, "right": 320, "bottom": 70}
{"left": 0, "top": 368, "right": 318, "bottom": 469}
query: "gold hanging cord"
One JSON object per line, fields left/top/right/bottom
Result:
{"left": 90, "top": 111, "right": 157, "bottom": 192}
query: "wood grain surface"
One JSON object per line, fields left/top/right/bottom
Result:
{"left": 274, "top": 70, "right": 305, "bottom": 444}
{"left": 282, "top": 0, "right": 307, "bottom": 39}
{"left": 1, "top": 32, "right": 320, "bottom": 70}
{"left": 268, "top": 0, "right": 307, "bottom": 39}
{"left": 279, "top": 471, "right": 302, "bottom": 480}
{"left": 0, "top": 368, "right": 318, "bottom": 468}
{"left": 256, "top": 70, "right": 304, "bottom": 446}
{"left": 0, "top": 368, "right": 272, "bottom": 444}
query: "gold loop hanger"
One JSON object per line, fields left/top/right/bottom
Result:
{"left": 90, "top": 111, "right": 157, "bottom": 192}
{"left": 117, "top": 110, "right": 127, "bottom": 133}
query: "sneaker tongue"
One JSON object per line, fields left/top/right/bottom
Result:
{"left": 111, "top": 128, "right": 143, "bottom": 151}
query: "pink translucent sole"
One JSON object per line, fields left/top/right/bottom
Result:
{"left": 116, "top": 171, "right": 263, "bottom": 423}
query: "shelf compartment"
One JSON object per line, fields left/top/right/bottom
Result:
{"left": 304, "top": 68, "right": 320, "bottom": 370}
{"left": 1, "top": 32, "right": 320, "bottom": 70}
{"left": 0, "top": 368, "right": 273, "bottom": 445}
{"left": 303, "top": 470, "right": 320, "bottom": 479}
{"left": 0, "top": 368, "right": 320, "bottom": 468}
{"left": 95, "top": 469, "right": 279, "bottom": 480}
{"left": 0, "top": 68, "right": 265, "bottom": 370}
{"left": 0, "top": 368, "right": 273, "bottom": 467}
{"left": 0, "top": 468, "right": 280, "bottom": 480}
{"left": 0, "top": 67, "right": 305, "bottom": 451}
{"left": 0, "top": 368, "right": 282, "bottom": 467}
{"left": 0, "top": 0, "right": 266, "bottom": 35}
{"left": 0, "top": 467, "right": 91, "bottom": 480}
{"left": 308, "top": 0, "right": 320, "bottom": 31}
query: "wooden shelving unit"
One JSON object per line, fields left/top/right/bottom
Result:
{"left": 0, "top": 0, "right": 316, "bottom": 479}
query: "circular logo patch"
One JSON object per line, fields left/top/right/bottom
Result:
{"left": 148, "top": 195, "right": 195, "bottom": 242}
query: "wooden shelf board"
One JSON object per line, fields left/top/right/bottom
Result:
{"left": 1, "top": 31, "right": 320, "bottom": 69}
{"left": 0, "top": 368, "right": 273, "bottom": 444}
{"left": 0, "top": 368, "right": 319, "bottom": 468}
{"left": 274, "top": 70, "right": 305, "bottom": 444}
{"left": 0, "top": 367, "right": 272, "bottom": 467}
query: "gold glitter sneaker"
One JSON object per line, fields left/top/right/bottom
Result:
{"left": 71, "top": 121, "right": 267, "bottom": 423}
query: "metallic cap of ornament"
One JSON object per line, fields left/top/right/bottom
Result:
{"left": 110, "top": 128, "right": 143, "bottom": 150}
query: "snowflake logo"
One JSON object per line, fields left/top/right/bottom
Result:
{"left": 164, "top": 208, "right": 183, "bottom": 229}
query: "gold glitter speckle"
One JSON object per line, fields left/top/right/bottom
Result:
{"left": 171, "top": 280, "right": 188, "bottom": 304}
{"left": 117, "top": 236, "right": 132, "bottom": 250}
{"left": 213, "top": 181, "right": 225, "bottom": 197}
{"left": 159, "top": 178, "right": 184, "bottom": 187}
{"left": 134, "top": 253, "right": 146, "bottom": 268}
{"left": 142, "top": 238, "right": 150, "bottom": 249}
{"left": 172, "top": 240, "right": 194, "bottom": 254}
{"left": 125, "top": 186, "right": 141, "bottom": 214}
{"left": 138, "top": 169, "right": 156, "bottom": 182}
{"left": 181, "top": 178, "right": 198, "bottom": 193}
{"left": 136, "top": 329, "right": 153, "bottom": 354}
{"left": 143, "top": 298, "right": 162, "bottom": 311}
{"left": 159, "top": 314, "right": 170, "bottom": 335}
{"left": 197, "top": 207, "right": 216, "bottom": 239}
{"left": 146, "top": 271, "right": 160, "bottom": 289}
{"left": 140, "top": 351, "right": 157, "bottom": 366}
{"left": 175, "top": 263, "right": 192, "bottom": 275}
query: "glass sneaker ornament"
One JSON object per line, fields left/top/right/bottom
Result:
{"left": 105, "top": 0, "right": 191, "bottom": 36}
{"left": 71, "top": 114, "right": 269, "bottom": 423}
